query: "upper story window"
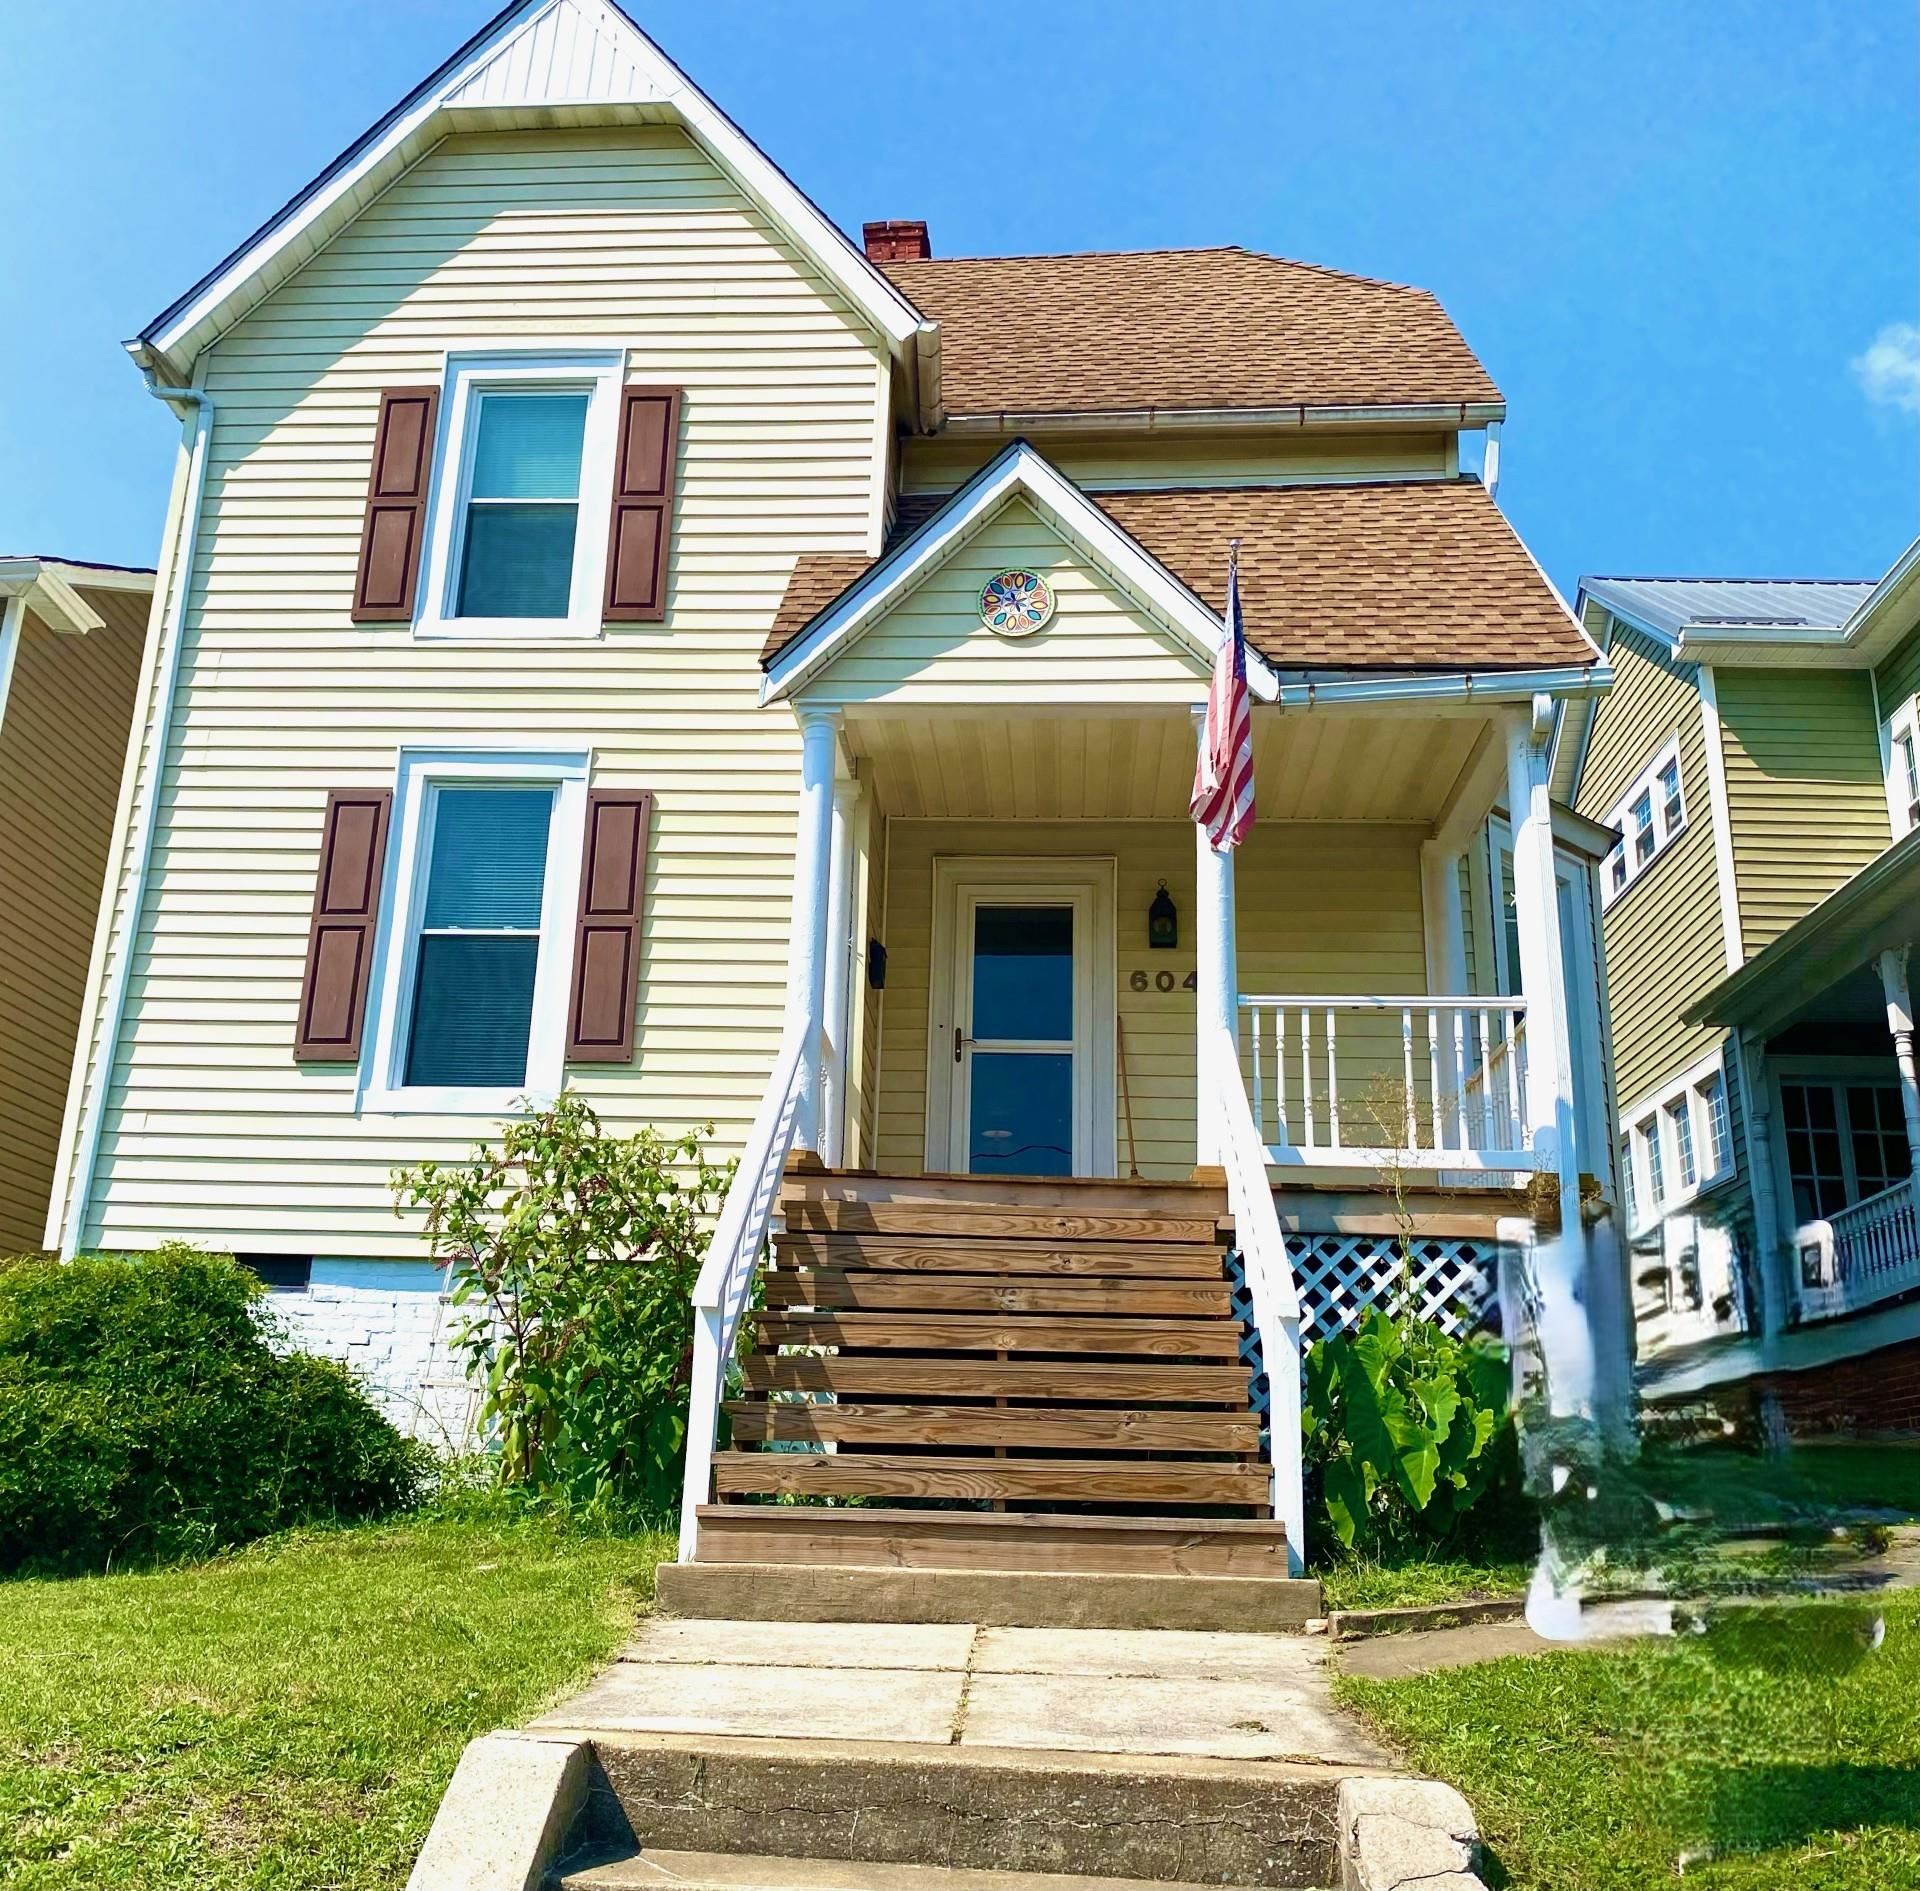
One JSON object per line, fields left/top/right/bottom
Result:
{"left": 363, "top": 749, "right": 588, "bottom": 1113}
{"left": 1621, "top": 1049, "right": 1734, "bottom": 1232}
{"left": 416, "top": 353, "right": 623, "bottom": 641}
{"left": 1886, "top": 696, "right": 1920, "bottom": 839}
{"left": 1601, "top": 736, "right": 1686, "bottom": 909}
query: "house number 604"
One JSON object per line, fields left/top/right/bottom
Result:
{"left": 1130, "top": 969, "right": 1198, "bottom": 994}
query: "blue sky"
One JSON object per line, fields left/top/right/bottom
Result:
{"left": 3, "top": 0, "right": 1914, "bottom": 596}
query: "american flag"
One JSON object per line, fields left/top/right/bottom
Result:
{"left": 1190, "top": 547, "right": 1255, "bottom": 850}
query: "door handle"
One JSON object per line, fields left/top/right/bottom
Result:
{"left": 953, "top": 1026, "right": 972, "bottom": 1064}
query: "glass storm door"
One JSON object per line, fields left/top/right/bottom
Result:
{"left": 956, "top": 900, "right": 1076, "bottom": 1177}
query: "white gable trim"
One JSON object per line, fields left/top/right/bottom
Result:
{"left": 761, "top": 441, "right": 1281, "bottom": 706}
{"left": 133, "top": 0, "right": 928, "bottom": 382}
{"left": 0, "top": 559, "right": 107, "bottom": 637}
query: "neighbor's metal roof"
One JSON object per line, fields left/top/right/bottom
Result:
{"left": 1581, "top": 575, "right": 1875, "bottom": 646}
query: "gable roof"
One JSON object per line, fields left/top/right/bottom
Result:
{"left": 760, "top": 441, "right": 1278, "bottom": 704}
{"left": 878, "top": 247, "right": 1502, "bottom": 420}
{"left": 768, "top": 476, "right": 1595, "bottom": 679}
{"left": 131, "top": 0, "right": 929, "bottom": 387}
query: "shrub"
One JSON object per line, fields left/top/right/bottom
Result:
{"left": 0, "top": 1245, "right": 423, "bottom": 1574}
{"left": 1302, "top": 1304, "right": 1524, "bottom": 1558}
{"left": 392, "top": 1095, "right": 730, "bottom": 1525}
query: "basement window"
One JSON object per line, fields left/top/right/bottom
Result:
{"left": 237, "top": 1255, "right": 312, "bottom": 1294}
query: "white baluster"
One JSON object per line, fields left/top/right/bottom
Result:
{"left": 1326, "top": 1006, "right": 1339, "bottom": 1150}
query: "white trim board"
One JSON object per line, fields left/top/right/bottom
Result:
{"left": 1696, "top": 667, "right": 1746, "bottom": 972}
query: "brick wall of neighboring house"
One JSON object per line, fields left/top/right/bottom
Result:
{"left": 271, "top": 1260, "right": 474, "bottom": 1447}
{"left": 1758, "top": 1334, "right": 1920, "bottom": 1436}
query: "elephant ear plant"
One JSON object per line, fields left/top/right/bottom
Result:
{"left": 394, "top": 1095, "right": 731, "bottom": 1523}
{"left": 1303, "top": 1305, "right": 1514, "bottom": 1553}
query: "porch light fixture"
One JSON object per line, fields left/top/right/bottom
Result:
{"left": 1148, "top": 880, "right": 1178, "bottom": 949}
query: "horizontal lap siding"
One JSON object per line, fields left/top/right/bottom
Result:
{"left": 1874, "top": 621, "right": 1920, "bottom": 720}
{"left": 0, "top": 589, "right": 147, "bottom": 1251}
{"left": 802, "top": 499, "right": 1207, "bottom": 709}
{"left": 1715, "top": 668, "right": 1888, "bottom": 956}
{"left": 873, "top": 819, "right": 1426, "bottom": 1181}
{"left": 70, "top": 127, "right": 887, "bottom": 1254}
{"left": 1574, "top": 628, "right": 1723, "bottom": 1111}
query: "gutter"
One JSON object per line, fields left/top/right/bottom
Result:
{"left": 932, "top": 399, "right": 1506, "bottom": 438}
{"left": 1261, "top": 662, "right": 1611, "bottom": 712}
{"left": 59, "top": 375, "right": 214, "bottom": 1257}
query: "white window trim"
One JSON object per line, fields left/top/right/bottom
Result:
{"left": 1884, "top": 694, "right": 1920, "bottom": 839}
{"left": 1618, "top": 1046, "right": 1734, "bottom": 1234}
{"left": 360, "top": 746, "right": 590, "bottom": 1116}
{"left": 1599, "top": 734, "right": 1686, "bottom": 910}
{"left": 415, "top": 350, "right": 624, "bottom": 642}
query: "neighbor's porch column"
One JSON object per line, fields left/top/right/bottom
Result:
{"left": 1879, "top": 947, "right": 1920, "bottom": 1226}
{"left": 788, "top": 706, "right": 841, "bottom": 1157}
{"left": 819, "top": 774, "right": 865, "bottom": 1169}
{"left": 1503, "top": 697, "right": 1594, "bottom": 1415}
{"left": 1193, "top": 709, "right": 1239, "bottom": 1170}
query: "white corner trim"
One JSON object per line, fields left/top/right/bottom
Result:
{"left": 1696, "top": 667, "right": 1745, "bottom": 973}
{"left": 762, "top": 440, "right": 1275, "bottom": 705}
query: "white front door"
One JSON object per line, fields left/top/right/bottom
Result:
{"left": 927, "top": 857, "right": 1116, "bottom": 1178}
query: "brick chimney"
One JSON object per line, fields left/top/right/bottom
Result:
{"left": 862, "top": 220, "right": 931, "bottom": 263}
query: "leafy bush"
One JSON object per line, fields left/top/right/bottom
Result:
{"left": 0, "top": 1245, "right": 423, "bottom": 1575}
{"left": 1303, "top": 1305, "right": 1522, "bottom": 1557}
{"left": 393, "top": 1095, "right": 730, "bottom": 1524}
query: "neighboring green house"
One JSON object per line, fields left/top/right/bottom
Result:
{"left": 1554, "top": 541, "right": 1920, "bottom": 1422}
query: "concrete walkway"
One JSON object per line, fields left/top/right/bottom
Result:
{"left": 535, "top": 1618, "right": 1390, "bottom": 1768}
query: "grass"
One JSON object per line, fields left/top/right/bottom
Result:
{"left": 1339, "top": 1590, "right": 1920, "bottom": 1890}
{"left": 1319, "top": 1553, "right": 1534, "bottom": 1614}
{"left": 0, "top": 1516, "right": 667, "bottom": 1890}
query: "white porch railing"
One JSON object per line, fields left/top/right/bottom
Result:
{"left": 1206, "top": 1021, "right": 1307, "bottom": 1575}
{"left": 1795, "top": 1179, "right": 1920, "bottom": 1324}
{"left": 1239, "top": 994, "right": 1531, "bottom": 1174}
{"left": 676, "top": 1020, "right": 810, "bottom": 1563}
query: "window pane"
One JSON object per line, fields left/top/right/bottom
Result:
{"left": 1701, "top": 1073, "right": 1731, "bottom": 1173}
{"left": 1659, "top": 759, "right": 1683, "bottom": 832}
{"left": 1619, "top": 1136, "right": 1638, "bottom": 1223}
{"left": 1641, "top": 1116, "right": 1665, "bottom": 1203}
{"left": 405, "top": 934, "right": 539, "bottom": 1087}
{"left": 470, "top": 393, "right": 587, "bottom": 500}
{"left": 971, "top": 905, "right": 1073, "bottom": 1041}
{"left": 1632, "top": 792, "right": 1656, "bottom": 864}
{"left": 423, "top": 788, "right": 553, "bottom": 930}
{"left": 967, "top": 1050, "right": 1072, "bottom": 1176}
{"left": 1783, "top": 1082, "right": 1848, "bottom": 1219}
{"left": 458, "top": 502, "right": 579, "bottom": 618}
{"left": 1667, "top": 1097, "right": 1696, "bottom": 1189}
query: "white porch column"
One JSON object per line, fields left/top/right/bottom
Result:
{"left": 1193, "top": 713, "right": 1239, "bottom": 1169}
{"left": 1420, "top": 840, "right": 1469, "bottom": 995}
{"left": 1879, "top": 947, "right": 1920, "bottom": 1223}
{"left": 788, "top": 707, "right": 841, "bottom": 1157}
{"left": 1504, "top": 698, "right": 1595, "bottom": 1416}
{"left": 1734, "top": 1030, "right": 1791, "bottom": 1341}
{"left": 820, "top": 775, "right": 863, "bottom": 1169}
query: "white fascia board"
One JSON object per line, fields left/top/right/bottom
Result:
{"left": 1263, "top": 662, "right": 1611, "bottom": 711}
{"left": 762, "top": 441, "right": 1276, "bottom": 704}
{"left": 136, "top": 0, "right": 923, "bottom": 379}
{"left": 0, "top": 560, "right": 105, "bottom": 635}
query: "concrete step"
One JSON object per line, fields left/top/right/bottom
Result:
{"left": 659, "top": 1558, "right": 1320, "bottom": 1632}
{"left": 560, "top": 1733, "right": 1344, "bottom": 1888}
{"left": 554, "top": 1845, "right": 1301, "bottom": 1889}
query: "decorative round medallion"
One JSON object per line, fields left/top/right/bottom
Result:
{"left": 978, "top": 569, "right": 1055, "bottom": 637}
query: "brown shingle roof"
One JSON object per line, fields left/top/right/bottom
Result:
{"left": 764, "top": 478, "right": 1593, "bottom": 674}
{"left": 882, "top": 248, "right": 1501, "bottom": 417}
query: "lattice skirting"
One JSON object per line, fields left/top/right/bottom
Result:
{"left": 1228, "top": 1234, "right": 1502, "bottom": 1431}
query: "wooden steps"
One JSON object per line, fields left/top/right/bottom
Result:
{"left": 704, "top": 1169, "right": 1287, "bottom": 1579}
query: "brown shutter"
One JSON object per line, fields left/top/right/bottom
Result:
{"left": 566, "top": 789, "right": 653, "bottom": 1062}
{"left": 294, "top": 790, "right": 391, "bottom": 1062}
{"left": 350, "top": 387, "right": 439, "bottom": 623}
{"left": 602, "top": 387, "right": 682, "bottom": 623}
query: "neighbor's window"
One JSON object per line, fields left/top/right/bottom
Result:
{"left": 404, "top": 787, "right": 556, "bottom": 1088}
{"left": 1887, "top": 699, "right": 1920, "bottom": 838}
{"left": 1619, "top": 1134, "right": 1638, "bottom": 1225}
{"left": 456, "top": 393, "right": 590, "bottom": 619}
{"left": 1667, "top": 1094, "right": 1697, "bottom": 1191}
{"left": 1600, "top": 736, "right": 1686, "bottom": 908}
{"left": 1640, "top": 1113, "right": 1665, "bottom": 1205}
{"left": 1621, "top": 1051, "right": 1735, "bottom": 1227}
{"left": 417, "top": 352, "right": 621, "bottom": 639}
{"left": 1701, "top": 1070, "right": 1732, "bottom": 1174}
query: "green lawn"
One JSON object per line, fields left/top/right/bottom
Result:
{"left": 1319, "top": 1553, "right": 1534, "bottom": 1614}
{"left": 1339, "top": 1592, "right": 1920, "bottom": 1890}
{"left": 0, "top": 1518, "right": 666, "bottom": 1890}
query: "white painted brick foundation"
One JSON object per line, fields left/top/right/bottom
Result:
{"left": 269, "top": 1259, "right": 475, "bottom": 1446}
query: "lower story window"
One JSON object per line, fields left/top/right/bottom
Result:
{"left": 1782, "top": 1080, "right": 1913, "bottom": 1221}
{"left": 404, "top": 786, "right": 555, "bottom": 1088}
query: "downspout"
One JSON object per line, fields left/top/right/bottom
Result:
{"left": 60, "top": 375, "right": 214, "bottom": 1257}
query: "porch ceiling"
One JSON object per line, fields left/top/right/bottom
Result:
{"left": 847, "top": 710, "right": 1489, "bottom": 824}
